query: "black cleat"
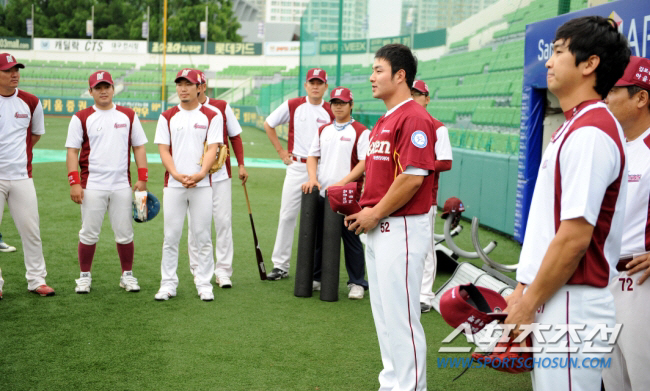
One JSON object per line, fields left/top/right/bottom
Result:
{"left": 266, "top": 268, "right": 289, "bottom": 280}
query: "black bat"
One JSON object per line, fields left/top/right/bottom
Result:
{"left": 243, "top": 183, "right": 267, "bottom": 280}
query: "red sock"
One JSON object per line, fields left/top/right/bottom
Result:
{"left": 116, "top": 242, "right": 134, "bottom": 273}
{"left": 78, "top": 242, "right": 96, "bottom": 273}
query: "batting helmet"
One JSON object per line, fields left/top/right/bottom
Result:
{"left": 439, "top": 283, "right": 507, "bottom": 334}
{"left": 133, "top": 191, "right": 160, "bottom": 223}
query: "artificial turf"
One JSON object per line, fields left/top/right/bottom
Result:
{"left": 0, "top": 116, "right": 530, "bottom": 390}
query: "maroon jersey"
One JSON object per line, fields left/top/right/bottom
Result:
{"left": 360, "top": 100, "right": 437, "bottom": 216}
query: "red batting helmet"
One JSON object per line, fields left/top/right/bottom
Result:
{"left": 441, "top": 197, "right": 465, "bottom": 219}
{"left": 439, "top": 283, "right": 507, "bottom": 334}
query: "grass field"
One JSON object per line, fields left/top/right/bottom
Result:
{"left": 0, "top": 115, "right": 529, "bottom": 390}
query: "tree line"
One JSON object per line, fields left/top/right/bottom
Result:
{"left": 0, "top": 0, "right": 241, "bottom": 42}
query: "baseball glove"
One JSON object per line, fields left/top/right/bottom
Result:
{"left": 132, "top": 191, "right": 160, "bottom": 223}
{"left": 199, "top": 143, "right": 228, "bottom": 175}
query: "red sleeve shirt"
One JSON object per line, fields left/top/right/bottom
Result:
{"left": 360, "top": 100, "right": 437, "bottom": 216}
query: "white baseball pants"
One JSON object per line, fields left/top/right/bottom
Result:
{"left": 531, "top": 285, "right": 616, "bottom": 391}
{"left": 366, "top": 214, "right": 429, "bottom": 391}
{"left": 188, "top": 178, "right": 234, "bottom": 278}
{"left": 0, "top": 179, "right": 47, "bottom": 290}
{"left": 79, "top": 188, "right": 133, "bottom": 245}
{"left": 420, "top": 206, "right": 438, "bottom": 306}
{"left": 271, "top": 161, "right": 308, "bottom": 272}
{"left": 160, "top": 187, "right": 214, "bottom": 295}
{"left": 602, "top": 271, "right": 650, "bottom": 391}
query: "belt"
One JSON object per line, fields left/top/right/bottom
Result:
{"left": 291, "top": 156, "right": 307, "bottom": 163}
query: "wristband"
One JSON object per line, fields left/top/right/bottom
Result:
{"left": 68, "top": 171, "right": 81, "bottom": 186}
{"left": 138, "top": 168, "right": 148, "bottom": 182}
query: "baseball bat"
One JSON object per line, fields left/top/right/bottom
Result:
{"left": 243, "top": 183, "right": 267, "bottom": 280}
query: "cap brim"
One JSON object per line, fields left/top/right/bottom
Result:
{"left": 0, "top": 63, "right": 25, "bottom": 71}
{"left": 89, "top": 80, "right": 113, "bottom": 88}
{"left": 411, "top": 87, "right": 427, "bottom": 94}
{"left": 330, "top": 98, "right": 352, "bottom": 103}
{"left": 175, "top": 76, "right": 198, "bottom": 84}
{"left": 308, "top": 76, "right": 327, "bottom": 83}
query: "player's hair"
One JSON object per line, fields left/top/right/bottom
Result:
{"left": 554, "top": 16, "right": 630, "bottom": 99}
{"left": 624, "top": 85, "right": 650, "bottom": 112}
{"left": 375, "top": 44, "right": 417, "bottom": 89}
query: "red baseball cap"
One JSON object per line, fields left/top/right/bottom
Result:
{"left": 412, "top": 80, "right": 429, "bottom": 95}
{"left": 615, "top": 56, "right": 650, "bottom": 91}
{"left": 195, "top": 69, "right": 207, "bottom": 84}
{"left": 439, "top": 284, "right": 507, "bottom": 334}
{"left": 307, "top": 68, "right": 327, "bottom": 83}
{"left": 88, "top": 70, "right": 114, "bottom": 88}
{"left": 175, "top": 68, "right": 200, "bottom": 84}
{"left": 330, "top": 87, "right": 353, "bottom": 102}
{"left": 0, "top": 53, "right": 25, "bottom": 71}
{"left": 441, "top": 197, "right": 465, "bottom": 219}
{"left": 327, "top": 183, "right": 362, "bottom": 216}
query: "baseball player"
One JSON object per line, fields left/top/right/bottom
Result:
{"left": 154, "top": 68, "right": 223, "bottom": 301}
{"left": 186, "top": 70, "right": 247, "bottom": 289}
{"left": 65, "top": 70, "right": 148, "bottom": 294}
{"left": 504, "top": 17, "right": 630, "bottom": 390}
{"left": 0, "top": 53, "right": 54, "bottom": 297}
{"left": 410, "top": 80, "right": 453, "bottom": 313}
{"left": 345, "top": 44, "right": 437, "bottom": 391}
{"left": 301, "top": 86, "right": 369, "bottom": 299}
{"left": 0, "top": 232, "right": 16, "bottom": 252}
{"left": 602, "top": 56, "right": 650, "bottom": 391}
{"left": 264, "top": 68, "right": 334, "bottom": 280}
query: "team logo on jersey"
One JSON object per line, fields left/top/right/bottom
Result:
{"left": 317, "top": 118, "right": 328, "bottom": 124}
{"left": 542, "top": 160, "right": 548, "bottom": 169}
{"left": 367, "top": 140, "right": 391, "bottom": 155}
{"left": 14, "top": 112, "right": 28, "bottom": 118}
{"left": 381, "top": 128, "right": 391, "bottom": 133}
{"left": 629, "top": 174, "right": 641, "bottom": 183}
{"left": 411, "top": 131, "right": 427, "bottom": 148}
{"left": 194, "top": 123, "right": 207, "bottom": 129}
{"left": 114, "top": 123, "right": 127, "bottom": 128}
{"left": 340, "top": 136, "right": 351, "bottom": 141}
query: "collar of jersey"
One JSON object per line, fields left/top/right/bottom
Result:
{"left": 0, "top": 89, "right": 17, "bottom": 98}
{"left": 385, "top": 98, "right": 413, "bottom": 117}
{"left": 627, "top": 126, "right": 650, "bottom": 146}
{"left": 93, "top": 103, "right": 115, "bottom": 112}
{"left": 563, "top": 99, "right": 602, "bottom": 120}
{"left": 178, "top": 103, "right": 201, "bottom": 112}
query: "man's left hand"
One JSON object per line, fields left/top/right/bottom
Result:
{"left": 626, "top": 253, "right": 650, "bottom": 285}
{"left": 344, "top": 207, "right": 380, "bottom": 235}
{"left": 133, "top": 180, "right": 147, "bottom": 192}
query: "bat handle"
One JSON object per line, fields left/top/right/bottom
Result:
{"left": 243, "top": 183, "right": 252, "bottom": 215}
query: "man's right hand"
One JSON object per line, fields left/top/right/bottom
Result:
{"left": 279, "top": 149, "right": 292, "bottom": 165}
{"left": 301, "top": 179, "right": 321, "bottom": 194}
{"left": 70, "top": 184, "right": 84, "bottom": 204}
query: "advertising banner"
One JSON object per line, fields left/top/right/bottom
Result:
{"left": 0, "top": 37, "right": 31, "bottom": 50}
{"left": 40, "top": 97, "right": 164, "bottom": 121}
{"left": 264, "top": 41, "right": 301, "bottom": 56}
{"left": 34, "top": 38, "right": 147, "bottom": 53}
{"left": 149, "top": 41, "right": 262, "bottom": 55}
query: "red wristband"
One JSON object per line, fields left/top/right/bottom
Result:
{"left": 138, "top": 168, "right": 148, "bottom": 182}
{"left": 68, "top": 171, "right": 81, "bottom": 186}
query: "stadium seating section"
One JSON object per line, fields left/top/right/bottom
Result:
{"left": 22, "top": 0, "right": 596, "bottom": 156}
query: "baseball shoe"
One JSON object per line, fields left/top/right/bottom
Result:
{"left": 154, "top": 290, "right": 176, "bottom": 301}
{"left": 119, "top": 271, "right": 140, "bottom": 292}
{"left": 420, "top": 302, "right": 432, "bottom": 313}
{"left": 0, "top": 290, "right": 3, "bottom": 300}
{"left": 313, "top": 281, "right": 321, "bottom": 291}
{"left": 266, "top": 268, "right": 289, "bottom": 280}
{"left": 75, "top": 272, "right": 92, "bottom": 294}
{"left": 348, "top": 284, "right": 364, "bottom": 300}
{"left": 0, "top": 241, "right": 16, "bottom": 252}
{"left": 199, "top": 291, "right": 214, "bottom": 301}
{"left": 216, "top": 276, "right": 232, "bottom": 288}
{"left": 30, "top": 284, "right": 55, "bottom": 296}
